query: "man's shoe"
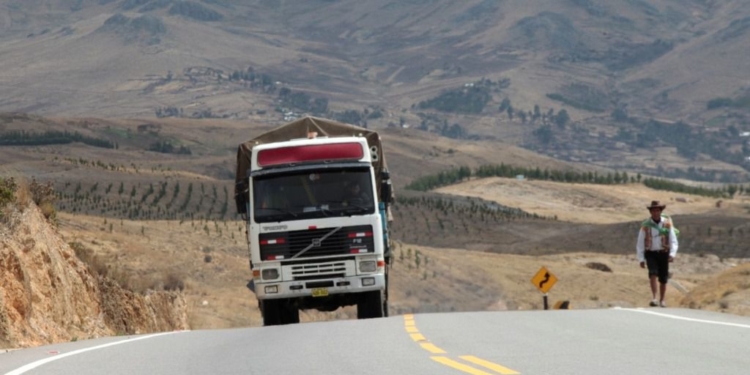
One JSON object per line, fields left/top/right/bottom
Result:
{"left": 660, "top": 301, "right": 667, "bottom": 308}
{"left": 649, "top": 299, "right": 658, "bottom": 307}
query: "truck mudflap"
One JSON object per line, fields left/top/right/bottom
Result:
{"left": 254, "top": 274, "right": 386, "bottom": 300}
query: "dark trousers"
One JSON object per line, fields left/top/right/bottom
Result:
{"left": 645, "top": 251, "right": 669, "bottom": 284}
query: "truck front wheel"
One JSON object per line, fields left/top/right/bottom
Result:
{"left": 262, "top": 299, "right": 299, "bottom": 326}
{"left": 357, "top": 290, "right": 385, "bottom": 319}
{"left": 261, "top": 300, "right": 281, "bottom": 326}
{"left": 281, "top": 301, "right": 300, "bottom": 324}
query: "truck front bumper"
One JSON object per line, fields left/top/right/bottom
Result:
{"left": 254, "top": 273, "right": 386, "bottom": 300}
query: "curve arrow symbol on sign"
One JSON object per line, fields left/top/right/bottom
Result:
{"left": 539, "top": 272, "right": 550, "bottom": 288}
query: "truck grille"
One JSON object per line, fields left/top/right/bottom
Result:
{"left": 290, "top": 262, "right": 347, "bottom": 280}
{"left": 260, "top": 225, "right": 374, "bottom": 261}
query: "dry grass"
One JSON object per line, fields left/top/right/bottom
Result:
{"left": 0, "top": 177, "right": 17, "bottom": 223}
{"left": 13, "top": 179, "right": 31, "bottom": 211}
{"left": 29, "top": 179, "right": 57, "bottom": 220}
{"left": 6, "top": 177, "right": 57, "bottom": 220}
{"left": 436, "top": 177, "right": 750, "bottom": 224}
{"left": 69, "top": 240, "right": 187, "bottom": 294}
{"left": 681, "top": 262, "right": 750, "bottom": 316}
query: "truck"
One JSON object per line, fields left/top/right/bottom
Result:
{"left": 234, "top": 116, "right": 394, "bottom": 326}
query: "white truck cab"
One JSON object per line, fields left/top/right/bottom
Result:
{"left": 235, "top": 118, "right": 392, "bottom": 325}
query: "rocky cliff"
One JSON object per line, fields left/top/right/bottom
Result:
{"left": 0, "top": 195, "right": 189, "bottom": 348}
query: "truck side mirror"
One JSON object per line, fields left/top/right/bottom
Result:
{"left": 380, "top": 170, "right": 392, "bottom": 204}
{"left": 235, "top": 181, "right": 248, "bottom": 214}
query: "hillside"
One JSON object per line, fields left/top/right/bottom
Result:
{"left": 2, "top": 111, "right": 749, "bottom": 258}
{"left": 436, "top": 177, "right": 750, "bottom": 224}
{"left": 1, "top": 1, "right": 749, "bottom": 180}
{"left": 0, "top": 112, "right": 574, "bottom": 216}
{"left": 0, "top": 179, "right": 188, "bottom": 348}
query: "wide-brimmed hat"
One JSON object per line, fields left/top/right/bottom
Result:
{"left": 646, "top": 200, "right": 666, "bottom": 210}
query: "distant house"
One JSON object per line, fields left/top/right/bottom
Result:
{"left": 740, "top": 132, "right": 750, "bottom": 137}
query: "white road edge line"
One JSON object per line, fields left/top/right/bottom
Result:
{"left": 4, "top": 331, "right": 186, "bottom": 375}
{"left": 615, "top": 307, "right": 750, "bottom": 329}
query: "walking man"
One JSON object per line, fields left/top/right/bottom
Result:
{"left": 636, "top": 200, "right": 679, "bottom": 307}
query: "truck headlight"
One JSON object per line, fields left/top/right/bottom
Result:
{"left": 359, "top": 260, "right": 377, "bottom": 273}
{"left": 262, "top": 268, "right": 279, "bottom": 280}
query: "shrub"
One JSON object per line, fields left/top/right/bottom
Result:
{"left": 418, "top": 85, "right": 491, "bottom": 114}
{"left": 707, "top": 97, "right": 733, "bottom": 110}
{"left": 11, "top": 179, "right": 32, "bottom": 211}
{"left": 0, "top": 177, "right": 15, "bottom": 206}
{"left": 585, "top": 262, "right": 612, "bottom": 272}
{"left": 163, "top": 273, "right": 186, "bottom": 291}
{"left": 169, "top": 1, "right": 223, "bottom": 21}
{"left": 29, "top": 179, "right": 57, "bottom": 219}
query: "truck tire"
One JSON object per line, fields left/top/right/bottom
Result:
{"left": 263, "top": 299, "right": 299, "bottom": 326}
{"left": 383, "top": 270, "right": 389, "bottom": 317}
{"left": 280, "top": 301, "right": 300, "bottom": 325}
{"left": 261, "top": 300, "right": 282, "bottom": 326}
{"left": 357, "top": 290, "right": 384, "bottom": 319}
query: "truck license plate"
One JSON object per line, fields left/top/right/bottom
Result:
{"left": 311, "top": 288, "right": 329, "bottom": 297}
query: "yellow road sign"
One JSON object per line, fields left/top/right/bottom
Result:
{"left": 531, "top": 266, "right": 558, "bottom": 293}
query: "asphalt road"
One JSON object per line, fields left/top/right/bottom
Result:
{"left": 2, "top": 308, "right": 749, "bottom": 375}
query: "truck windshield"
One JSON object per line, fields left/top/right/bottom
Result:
{"left": 253, "top": 167, "right": 376, "bottom": 223}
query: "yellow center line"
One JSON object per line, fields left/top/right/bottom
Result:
{"left": 432, "top": 357, "right": 495, "bottom": 375}
{"left": 420, "top": 343, "right": 446, "bottom": 354}
{"left": 403, "top": 315, "right": 518, "bottom": 374}
{"left": 410, "top": 333, "right": 426, "bottom": 342}
{"left": 460, "top": 356, "right": 520, "bottom": 375}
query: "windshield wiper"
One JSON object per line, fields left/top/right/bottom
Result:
{"left": 324, "top": 200, "right": 373, "bottom": 216}
{"left": 258, "top": 207, "right": 298, "bottom": 218}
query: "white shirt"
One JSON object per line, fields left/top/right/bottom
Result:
{"left": 636, "top": 217, "right": 679, "bottom": 262}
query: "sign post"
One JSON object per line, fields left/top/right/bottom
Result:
{"left": 531, "top": 266, "right": 558, "bottom": 310}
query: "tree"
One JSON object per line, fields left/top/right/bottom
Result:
{"left": 499, "top": 98, "right": 511, "bottom": 112}
{"left": 612, "top": 108, "right": 628, "bottom": 122}
{"left": 533, "top": 125, "right": 554, "bottom": 144}
{"left": 555, "top": 109, "right": 570, "bottom": 128}
{"left": 518, "top": 111, "right": 527, "bottom": 124}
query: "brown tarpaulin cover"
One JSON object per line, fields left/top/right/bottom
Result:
{"left": 234, "top": 116, "right": 390, "bottom": 214}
